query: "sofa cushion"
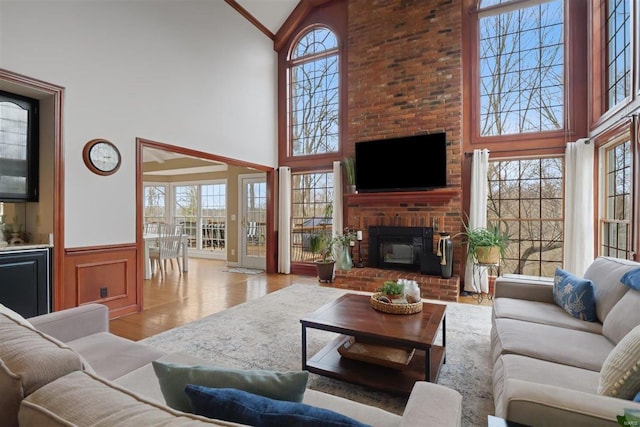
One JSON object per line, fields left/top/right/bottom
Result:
{"left": 602, "top": 289, "right": 640, "bottom": 344}
{"left": 553, "top": 268, "right": 597, "bottom": 321}
{"left": 584, "top": 257, "right": 638, "bottom": 322}
{"left": 185, "top": 385, "right": 371, "bottom": 427}
{"left": 68, "top": 331, "right": 164, "bottom": 380}
{"left": 153, "top": 361, "right": 309, "bottom": 413}
{"left": 0, "top": 311, "right": 83, "bottom": 427}
{"left": 598, "top": 324, "right": 640, "bottom": 399}
{"left": 491, "top": 318, "right": 613, "bottom": 371}
{"left": 493, "top": 354, "right": 627, "bottom": 425}
{"left": 493, "top": 298, "right": 603, "bottom": 334}
{"left": 18, "top": 370, "right": 226, "bottom": 426}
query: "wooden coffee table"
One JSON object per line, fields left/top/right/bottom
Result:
{"left": 300, "top": 293, "right": 446, "bottom": 395}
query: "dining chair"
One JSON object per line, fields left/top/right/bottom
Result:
{"left": 149, "top": 223, "right": 183, "bottom": 276}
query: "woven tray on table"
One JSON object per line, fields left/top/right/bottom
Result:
{"left": 370, "top": 293, "right": 423, "bottom": 314}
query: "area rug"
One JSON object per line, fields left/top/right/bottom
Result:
{"left": 141, "top": 284, "right": 494, "bottom": 426}
{"left": 222, "top": 267, "right": 264, "bottom": 274}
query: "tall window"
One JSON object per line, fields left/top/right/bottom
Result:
{"left": 290, "top": 172, "right": 333, "bottom": 263}
{"left": 289, "top": 27, "right": 339, "bottom": 156}
{"left": 487, "top": 157, "right": 564, "bottom": 276}
{"left": 143, "top": 184, "right": 167, "bottom": 225}
{"left": 606, "top": 0, "right": 631, "bottom": 108}
{"left": 478, "top": 0, "right": 564, "bottom": 136}
{"left": 284, "top": 23, "right": 342, "bottom": 268}
{"left": 601, "top": 139, "right": 632, "bottom": 258}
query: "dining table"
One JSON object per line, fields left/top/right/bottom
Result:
{"left": 143, "top": 233, "right": 189, "bottom": 279}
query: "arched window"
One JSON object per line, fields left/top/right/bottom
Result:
{"left": 287, "top": 26, "right": 339, "bottom": 156}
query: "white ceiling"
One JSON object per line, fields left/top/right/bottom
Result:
{"left": 236, "top": 0, "right": 299, "bottom": 34}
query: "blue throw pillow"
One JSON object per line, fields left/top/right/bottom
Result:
{"left": 621, "top": 268, "right": 640, "bottom": 291}
{"left": 185, "top": 385, "right": 372, "bottom": 427}
{"left": 634, "top": 391, "right": 640, "bottom": 402}
{"left": 553, "top": 268, "right": 597, "bottom": 322}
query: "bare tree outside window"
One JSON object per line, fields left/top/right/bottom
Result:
{"left": 287, "top": 27, "right": 340, "bottom": 265}
{"left": 479, "top": 0, "right": 564, "bottom": 136}
{"left": 488, "top": 157, "right": 564, "bottom": 276}
{"left": 606, "top": 0, "right": 631, "bottom": 108}
{"left": 290, "top": 172, "right": 333, "bottom": 263}
{"left": 602, "top": 140, "right": 632, "bottom": 258}
{"left": 143, "top": 185, "right": 166, "bottom": 225}
{"left": 289, "top": 28, "right": 339, "bottom": 156}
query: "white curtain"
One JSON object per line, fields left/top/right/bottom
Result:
{"left": 563, "top": 138, "right": 594, "bottom": 276}
{"left": 464, "top": 149, "right": 490, "bottom": 293}
{"left": 277, "top": 167, "right": 291, "bottom": 274}
{"left": 332, "top": 161, "right": 343, "bottom": 239}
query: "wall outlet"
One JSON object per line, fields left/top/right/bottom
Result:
{"left": 100, "top": 287, "right": 108, "bottom": 298}
{"left": 231, "top": 249, "right": 235, "bottom": 256}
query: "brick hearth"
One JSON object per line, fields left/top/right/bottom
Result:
{"left": 328, "top": 267, "right": 460, "bottom": 302}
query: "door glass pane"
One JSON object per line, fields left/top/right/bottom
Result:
{"left": 201, "top": 184, "right": 226, "bottom": 253}
{"left": 245, "top": 181, "right": 266, "bottom": 258}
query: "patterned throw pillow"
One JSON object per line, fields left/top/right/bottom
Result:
{"left": 553, "top": 268, "right": 597, "bottom": 321}
{"left": 598, "top": 324, "right": 640, "bottom": 399}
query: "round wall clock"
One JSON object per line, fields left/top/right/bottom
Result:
{"left": 83, "top": 139, "right": 121, "bottom": 176}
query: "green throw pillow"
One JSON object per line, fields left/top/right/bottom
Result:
{"left": 152, "top": 361, "right": 309, "bottom": 413}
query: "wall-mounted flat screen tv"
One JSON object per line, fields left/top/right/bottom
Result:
{"left": 355, "top": 132, "right": 447, "bottom": 193}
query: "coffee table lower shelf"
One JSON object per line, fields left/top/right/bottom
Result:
{"left": 305, "top": 334, "right": 445, "bottom": 395}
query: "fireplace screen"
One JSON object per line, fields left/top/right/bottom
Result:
{"left": 380, "top": 241, "right": 415, "bottom": 265}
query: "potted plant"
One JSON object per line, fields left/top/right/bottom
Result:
{"left": 458, "top": 222, "right": 509, "bottom": 265}
{"left": 309, "top": 232, "right": 336, "bottom": 282}
{"left": 376, "top": 280, "right": 404, "bottom": 303}
{"left": 343, "top": 157, "right": 356, "bottom": 193}
{"left": 333, "top": 227, "right": 356, "bottom": 271}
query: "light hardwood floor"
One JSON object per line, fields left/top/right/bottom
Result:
{"left": 109, "top": 258, "right": 490, "bottom": 341}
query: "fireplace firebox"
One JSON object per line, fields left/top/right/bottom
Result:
{"left": 368, "top": 226, "right": 441, "bottom": 275}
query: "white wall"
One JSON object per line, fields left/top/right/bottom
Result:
{"left": 0, "top": 0, "right": 278, "bottom": 247}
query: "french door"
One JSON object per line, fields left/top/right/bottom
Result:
{"left": 239, "top": 174, "right": 266, "bottom": 269}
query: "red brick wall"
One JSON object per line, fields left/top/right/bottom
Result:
{"left": 345, "top": 0, "right": 464, "bottom": 278}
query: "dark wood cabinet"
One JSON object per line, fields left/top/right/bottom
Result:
{"left": 0, "top": 248, "right": 51, "bottom": 318}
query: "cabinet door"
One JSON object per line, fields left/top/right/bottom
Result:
{"left": 0, "top": 250, "right": 49, "bottom": 318}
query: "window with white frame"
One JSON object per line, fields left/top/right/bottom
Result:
{"left": 173, "top": 182, "right": 227, "bottom": 253}
{"left": 601, "top": 138, "right": 632, "bottom": 259}
{"left": 143, "top": 184, "right": 167, "bottom": 227}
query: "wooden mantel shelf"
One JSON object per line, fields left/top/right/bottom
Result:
{"left": 344, "top": 188, "right": 460, "bottom": 205}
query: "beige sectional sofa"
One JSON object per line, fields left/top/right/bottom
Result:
{"left": 491, "top": 256, "right": 640, "bottom": 426}
{"left": 1, "top": 301, "right": 462, "bottom": 427}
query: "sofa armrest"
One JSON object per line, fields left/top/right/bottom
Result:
{"left": 400, "top": 382, "right": 462, "bottom": 427}
{"left": 29, "top": 304, "right": 109, "bottom": 343}
{"left": 498, "top": 378, "right": 639, "bottom": 426}
{"left": 494, "top": 275, "right": 554, "bottom": 303}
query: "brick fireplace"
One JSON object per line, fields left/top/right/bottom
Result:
{"left": 320, "top": 0, "right": 464, "bottom": 301}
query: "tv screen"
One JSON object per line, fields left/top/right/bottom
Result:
{"left": 355, "top": 133, "right": 447, "bottom": 193}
